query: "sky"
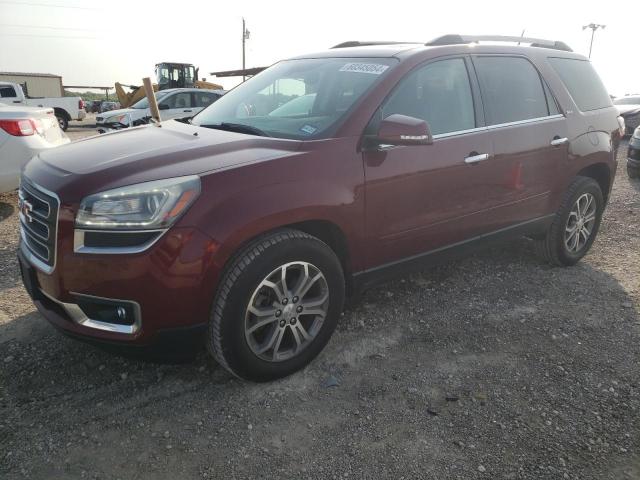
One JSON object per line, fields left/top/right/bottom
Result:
{"left": 0, "top": 0, "right": 637, "bottom": 97}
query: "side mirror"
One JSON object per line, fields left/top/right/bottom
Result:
{"left": 377, "top": 114, "right": 433, "bottom": 146}
{"left": 158, "top": 103, "right": 170, "bottom": 110}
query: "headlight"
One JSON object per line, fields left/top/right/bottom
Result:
{"left": 104, "top": 113, "right": 131, "bottom": 125}
{"left": 76, "top": 176, "right": 200, "bottom": 230}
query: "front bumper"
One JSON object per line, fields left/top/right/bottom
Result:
{"left": 18, "top": 222, "right": 221, "bottom": 348}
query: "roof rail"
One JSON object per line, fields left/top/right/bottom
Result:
{"left": 331, "top": 41, "right": 420, "bottom": 49}
{"left": 425, "top": 34, "right": 572, "bottom": 52}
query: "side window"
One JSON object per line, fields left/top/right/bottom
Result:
{"left": 161, "top": 92, "right": 192, "bottom": 109}
{"left": 0, "top": 86, "right": 17, "bottom": 98}
{"left": 547, "top": 57, "right": 611, "bottom": 112}
{"left": 381, "top": 58, "right": 475, "bottom": 136}
{"left": 195, "top": 92, "right": 220, "bottom": 108}
{"left": 473, "top": 56, "right": 549, "bottom": 125}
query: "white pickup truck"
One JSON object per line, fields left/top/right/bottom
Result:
{"left": 0, "top": 81, "right": 86, "bottom": 131}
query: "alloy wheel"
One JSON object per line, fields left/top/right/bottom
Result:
{"left": 564, "top": 193, "right": 597, "bottom": 253}
{"left": 244, "top": 261, "right": 329, "bottom": 362}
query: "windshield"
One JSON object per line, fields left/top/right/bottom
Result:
{"left": 614, "top": 96, "right": 640, "bottom": 105}
{"left": 132, "top": 90, "right": 171, "bottom": 109}
{"left": 192, "top": 57, "right": 397, "bottom": 139}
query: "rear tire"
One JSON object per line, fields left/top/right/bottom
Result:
{"left": 534, "top": 176, "right": 604, "bottom": 266}
{"left": 207, "top": 229, "right": 345, "bottom": 382}
{"left": 56, "top": 114, "right": 68, "bottom": 131}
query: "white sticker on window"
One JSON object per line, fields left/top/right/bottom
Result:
{"left": 300, "top": 124, "right": 318, "bottom": 135}
{"left": 339, "top": 63, "right": 389, "bottom": 75}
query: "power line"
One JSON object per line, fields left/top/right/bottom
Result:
{"left": 0, "top": 23, "right": 93, "bottom": 31}
{"left": 0, "top": 32, "right": 98, "bottom": 39}
{"left": 0, "top": 1, "right": 99, "bottom": 10}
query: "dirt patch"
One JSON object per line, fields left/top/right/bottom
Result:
{"left": 1, "top": 143, "right": 639, "bottom": 479}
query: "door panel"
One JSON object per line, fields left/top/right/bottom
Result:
{"left": 163, "top": 92, "right": 194, "bottom": 119}
{"left": 471, "top": 55, "right": 570, "bottom": 229}
{"left": 364, "top": 131, "right": 495, "bottom": 267}
{"left": 483, "top": 116, "right": 568, "bottom": 230}
{"left": 363, "top": 57, "right": 502, "bottom": 269}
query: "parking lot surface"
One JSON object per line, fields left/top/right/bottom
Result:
{"left": 1, "top": 137, "right": 639, "bottom": 479}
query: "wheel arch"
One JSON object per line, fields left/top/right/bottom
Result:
{"left": 216, "top": 219, "right": 356, "bottom": 297}
{"left": 576, "top": 162, "right": 612, "bottom": 203}
{"left": 53, "top": 107, "right": 71, "bottom": 121}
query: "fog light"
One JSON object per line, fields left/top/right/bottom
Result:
{"left": 74, "top": 295, "right": 137, "bottom": 327}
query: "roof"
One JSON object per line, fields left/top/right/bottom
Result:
{"left": 0, "top": 72, "right": 62, "bottom": 79}
{"left": 291, "top": 35, "right": 577, "bottom": 60}
{"left": 290, "top": 43, "right": 422, "bottom": 59}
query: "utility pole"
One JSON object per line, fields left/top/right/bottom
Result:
{"left": 582, "top": 23, "right": 605, "bottom": 58}
{"left": 242, "top": 18, "right": 250, "bottom": 81}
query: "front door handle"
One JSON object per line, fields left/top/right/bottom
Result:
{"left": 464, "top": 153, "right": 490, "bottom": 165}
{"left": 183, "top": 109, "right": 192, "bottom": 112}
{"left": 550, "top": 136, "right": 569, "bottom": 146}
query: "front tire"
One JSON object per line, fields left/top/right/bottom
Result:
{"left": 628, "top": 164, "right": 639, "bottom": 179}
{"left": 535, "top": 176, "right": 604, "bottom": 266}
{"left": 207, "top": 229, "right": 345, "bottom": 382}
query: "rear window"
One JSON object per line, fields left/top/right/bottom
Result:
{"left": 0, "top": 86, "right": 17, "bottom": 98}
{"left": 547, "top": 57, "right": 611, "bottom": 112}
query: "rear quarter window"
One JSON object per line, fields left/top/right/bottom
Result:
{"left": 547, "top": 57, "right": 611, "bottom": 112}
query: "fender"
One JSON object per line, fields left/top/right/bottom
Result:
{"left": 178, "top": 138, "right": 367, "bottom": 275}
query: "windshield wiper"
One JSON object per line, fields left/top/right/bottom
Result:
{"left": 199, "top": 122, "right": 270, "bottom": 137}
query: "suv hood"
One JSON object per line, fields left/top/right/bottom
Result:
{"left": 25, "top": 119, "right": 302, "bottom": 199}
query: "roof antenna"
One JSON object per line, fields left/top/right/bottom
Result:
{"left": 517, "top": 29, "right": 525, "bottom": 45}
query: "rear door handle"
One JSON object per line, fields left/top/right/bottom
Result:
{"left": 551, "top": 136, "right": 569, "bottom": 146}
{"left": 183, "top": 109, "right": 192, "bottom": 112}
{"left": 464, "top": 153, "right": 490, "bottom": 165}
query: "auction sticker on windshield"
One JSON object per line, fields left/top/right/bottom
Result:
{"left": 339, "top": 63, "right": 389, "bottom": 75}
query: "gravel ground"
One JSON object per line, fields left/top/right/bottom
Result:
{"left": 1, "top": 137, "right": 639, "bottom": 479}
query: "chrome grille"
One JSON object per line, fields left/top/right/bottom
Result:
{"left": 19, "top": 178, "right": 59, "bottom": 272}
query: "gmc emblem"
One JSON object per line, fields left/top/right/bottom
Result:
{"left": 19, "top": 196, "right": 34, "bottom": 223}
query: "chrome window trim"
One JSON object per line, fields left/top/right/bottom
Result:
{"left": 73, "top": 228, "right": 166, "bottom": 254}
{"left": 39, "top": 289, "right": 142, "bottom": 335}
{"left": 432, "top": 114, "right": 565, "bottom": 140}
{"left": 486, "top": 114, "right": 564, "bottom": 130}
{"left": 432, "top": 126, "right": 487, "bottom": 139}
{"left": 19, "top": 179, "right": 60, "bottom": 275}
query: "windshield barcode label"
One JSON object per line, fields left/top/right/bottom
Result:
{"left": 339, "top": 63, "right": 389, "bottom": 75}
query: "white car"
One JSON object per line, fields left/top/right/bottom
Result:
{"left": 0, "top": 102, "right": 70, "bottom": 193}
{"left": 95, "top": 88, "right": 225, "bottom": 133}
{"left": 614, "top": 95, "right": 640, "bottom": 135}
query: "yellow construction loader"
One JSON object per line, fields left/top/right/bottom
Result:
{"left": 115, "top": 62, "right": 223, "bottom": 108}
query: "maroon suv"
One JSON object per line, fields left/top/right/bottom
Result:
{"left": 18, "top": 35, "right": 621, "bottom": 381}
